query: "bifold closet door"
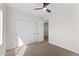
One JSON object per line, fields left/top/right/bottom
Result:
{"left": 28, "top": 22, "right": 35, "bottom": 43}
{"left": 33, "top": 23, "right": 38, "bottom": 41}
{"left": 15, "top": 20, "right": 44, "bottom": 45}
{"left": 36, "top": 21, "right": 44, "bottom": 42}
{"left": 15, "top": 21, "right": 35, "bottom": 45}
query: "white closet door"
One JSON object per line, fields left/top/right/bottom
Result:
{"left": 34, "top": 23, "right": 38, "bottom": 41}
{"left": 37, "top": 21, "right": 44, "bottom": 41}
{"left": 15, "top": 20, "right": 44, "bottom": 45}
{"left": 28, "top": 22, "right": 35, "bottom": 43}
{"left": 15, "top": 21, "right": 35, "bottom": 45}
{"left": 15, "top": 21, "right": 27, "bottom": 45}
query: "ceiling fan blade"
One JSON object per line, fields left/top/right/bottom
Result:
{"left": 34, "top": 8, "right": 43, "bottom": 10}
{"left": 43, "top": 3, "right": 50, "bottom": 7}
{"left": 46, "top": 9, "right": 51, "bottom": 13}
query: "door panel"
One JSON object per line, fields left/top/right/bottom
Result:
{"left": 15, "top": 21, "right": 35, "bottom": 45}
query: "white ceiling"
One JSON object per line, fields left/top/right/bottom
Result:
{"left": 6, "top": 3, "right": 54, "bottom": 20}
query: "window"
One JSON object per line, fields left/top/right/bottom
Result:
{"left": 0, "top": 9, "right": 3, "bottom": 45}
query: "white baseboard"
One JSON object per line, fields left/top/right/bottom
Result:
{"left": 49, "top": 41, "right": 79, "bottom": 54}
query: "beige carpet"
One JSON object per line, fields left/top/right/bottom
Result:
{"left": 6, "top": 38, "right": 79, "bottom": 56}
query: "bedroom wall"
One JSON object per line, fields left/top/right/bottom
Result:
{"left": 6, "top": 7, "right": 44, "bottom": 50}
{"left": 49, "top": 3, "right": 79, "bottom": 54}
{"left": 0, "top": 4, "right": 7, "bottom": 55}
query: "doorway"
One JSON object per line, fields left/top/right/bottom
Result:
{"left": 44, "top": 23, "right": 48, "bottom": 42}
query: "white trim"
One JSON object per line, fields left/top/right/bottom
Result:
{"left": 49, "top": 41, "right": 79, "bottom": 54}
{"left": 0, "top": 8, "right": 3, "bottom": 45}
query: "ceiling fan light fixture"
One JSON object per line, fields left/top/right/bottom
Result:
{"left": 43, "top": 7, "right": 47, "bottom": 10}
{"left": 34, "top": 3, "right": 51, "bottom": 13}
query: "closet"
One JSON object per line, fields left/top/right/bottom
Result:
{"left": 15, "top": 20, "right": 44, "bottom": 45}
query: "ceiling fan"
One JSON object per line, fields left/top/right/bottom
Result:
{"left": 34, "top": 3, "right": 51, "bottom": 13}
